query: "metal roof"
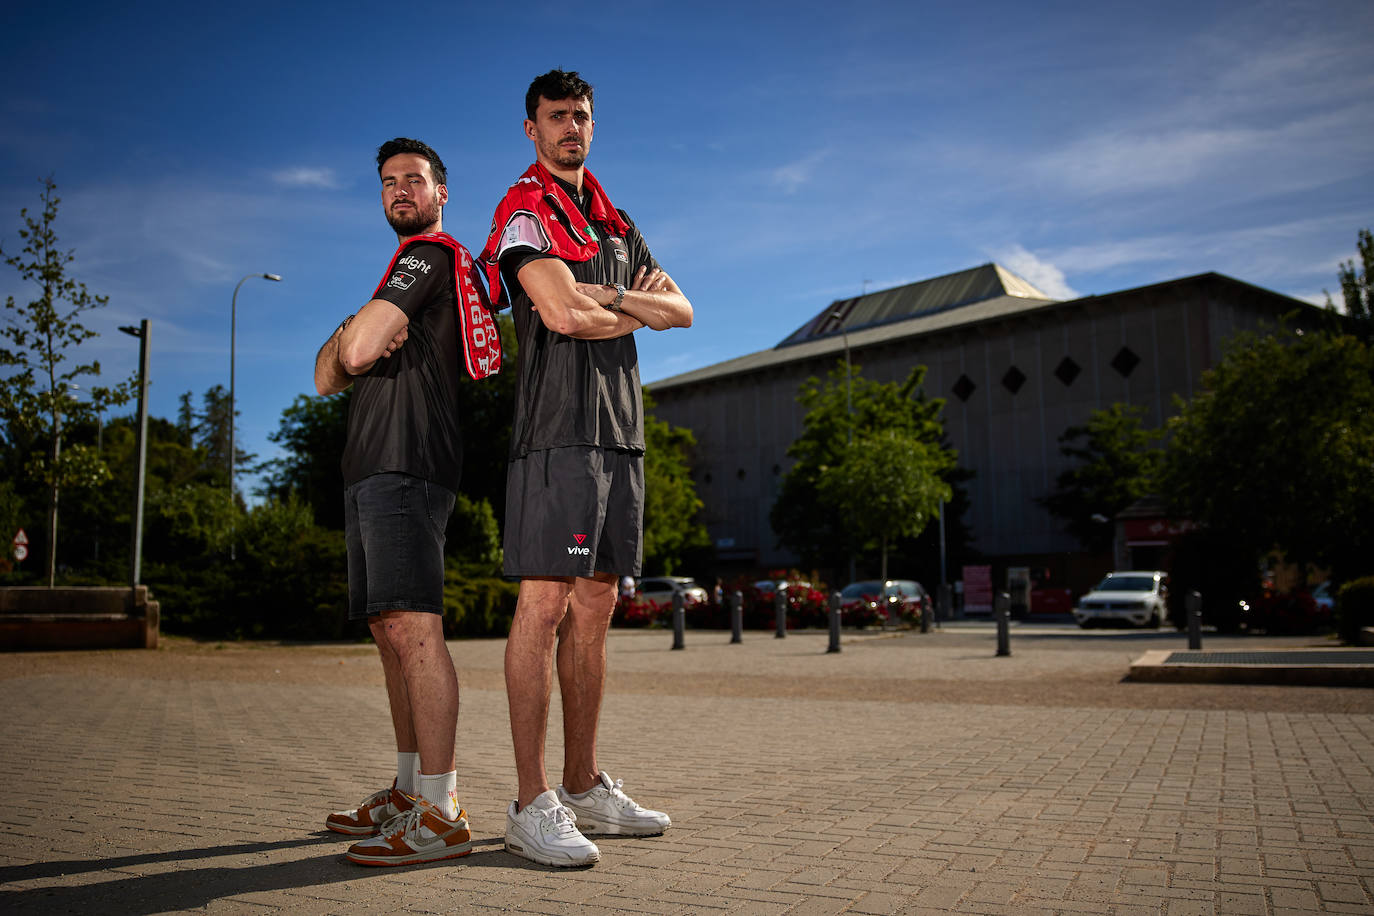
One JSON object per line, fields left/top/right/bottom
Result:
{"left": 651, "top": 263, "right": 1059, "bottom": 391}
{"left": 777, "top": 262, "right": 1054, "bottom": 347}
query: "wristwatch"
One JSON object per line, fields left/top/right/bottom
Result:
{"left": 606, "top": 283, "right": 626, "bottom": 311}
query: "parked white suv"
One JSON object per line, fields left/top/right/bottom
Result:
{"left": 1073, "top": 571, "right": 1168, "bottom": 628}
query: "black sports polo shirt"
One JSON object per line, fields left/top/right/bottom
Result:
{"left": 341, "top": 241, "right": 463, "bottom": 492}
{"left": 498, "top": 175, "right": 657, "bottom": 459}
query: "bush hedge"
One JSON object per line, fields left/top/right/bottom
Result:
{"left": 1336, "top": 577, "right": 1374, "bottom": 645}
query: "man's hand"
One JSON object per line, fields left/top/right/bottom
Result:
{"left": 381, "top": 325, "right": 408, "bottom": 357}
{"left": 573, "top": 266, "right": 670, "bottom": 307}
{"left": 631, "top": 265, "right": 669, "bottom": 292}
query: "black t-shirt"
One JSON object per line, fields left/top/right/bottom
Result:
{"left": 498, "top": 176, "right": 656, "bottom": 459}
{"left": 341, "top": 241, "right": 463, "bottom": 491}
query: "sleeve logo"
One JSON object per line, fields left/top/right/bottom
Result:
{"left": 387, "top": 271, "right": 416, "bottom": 290}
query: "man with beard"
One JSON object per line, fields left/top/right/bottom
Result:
{"left": 479, "top": 70, "right": 692, "bottom": 867}
{"left": 315, "top": 137, "right": 498, "bottom": 866}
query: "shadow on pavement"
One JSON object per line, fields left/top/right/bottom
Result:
{"left": 1, "top": 833, "right": 592, "bottom": 913}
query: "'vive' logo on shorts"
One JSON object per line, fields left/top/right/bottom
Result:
{"left": 568, "top": 533, "right": 589, "bottom": 556}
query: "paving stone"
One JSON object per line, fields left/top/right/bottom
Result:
{"left": 1, "top": 626, "right": 1372, "bottom": 914}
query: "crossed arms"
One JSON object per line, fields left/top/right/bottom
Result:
{"left": 517, "top": 260, "right": 692, "bottom": 339}
{"left": 314, "top": 299, "right": 410, "bottom": 396}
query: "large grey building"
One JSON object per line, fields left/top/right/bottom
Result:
{"left": 646, "top": 263, "right": 1317, "bottom": 584}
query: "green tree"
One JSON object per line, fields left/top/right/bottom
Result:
{"left": 0, "top": 177, "right": 130, "bottom": 585}
{"left": 643, "top": 392, "right": 710, "bottom": 575}
{"left": 819, "top": 429, "right": 952, "bottom": 580}
{"left": 1324, "top": 228, "right": 1372, "bottom": 340}
{"left": 1160, "top": 327, "right": 1374, "bottom": 583}
{"left": 1040, "top": 403, "right": 1162, "bottom": 554}
{"left": 772, "top": 362, "right": 957, "bottom": 577}
{"left": 260, "top": 391, "right": 349, "bottom": 528}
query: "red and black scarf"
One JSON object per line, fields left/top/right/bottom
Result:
{"left": 478, "top": 162, "right": 630, "bottom": 308}
{"left": 372, "top": 232, "right": 501, "bottom": 380}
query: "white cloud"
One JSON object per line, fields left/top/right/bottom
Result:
{"left": 271, "top": 167, "right": 341, "bottom": 189}
{"left": 769, "top": 151, "right": 827, "bottom": 194}
{"left": 992, "top": 245, "right": 1079, "bottom": 300}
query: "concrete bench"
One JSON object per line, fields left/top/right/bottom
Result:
{"left": 0, "top": 586, "right": 160, "bottom": 650}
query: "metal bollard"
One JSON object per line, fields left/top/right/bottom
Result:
{"left": 671, "top": 589, "right": 685, "bottom": 650}
{"left": 920, "top": 594, "right": 931, "bottom": 633}
{"left": 1186, "top": 590, "right": 1202, "bottom": 650}
{"left": 730, "top": 590, "right": 743, "bottom": 644}
{"left": 774, "top": 588, "right": 787, "bottom": 638}
{"left": 995, "top": 591, "right": 1011, "bottom": 657}
{"left": 827, "top": 591, "right": 842, "bottom": 653}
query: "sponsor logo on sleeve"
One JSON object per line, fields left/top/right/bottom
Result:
{"left": 387, "top": 271, "right": 415, "bottom": 290}
{"left": 497, "top": 210, "right": 552, "bottom": 259}
{"left": 397, "top": 255, "right": 431, "bottom": 274}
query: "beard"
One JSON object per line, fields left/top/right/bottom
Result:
{"left": 385, "top": 195, "right": 441, "bottom": 235}
{"left": 540, "top": 136, "right": 587, "bottom": 170}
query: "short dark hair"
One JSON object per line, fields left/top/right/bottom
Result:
{"left": 376, "top": 138, "right": 447, "bottom": 186}
{"left": 525, "top": 70, "right": 594, "bottom": 120}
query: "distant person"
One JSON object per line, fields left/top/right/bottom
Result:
{"left": 314, "top": 137, "right": 500, "bottom": 866}
{"left": 480, "top": 69, "right": 693, "bottom": 867}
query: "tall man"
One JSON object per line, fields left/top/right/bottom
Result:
{"left": 315, "top": 137, "right": 499, "bottom": 867}
{"left": 480, "top": 70, "right": 693, "bottom": 868}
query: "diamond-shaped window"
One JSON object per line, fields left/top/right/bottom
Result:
{"left": 952, "top": 374, "right": 976, "bottom": 402}
{"left": 1001, "top": 366, "right": 1026, "bottom": 394}
{"left": 1111, "top": 346, "right": 1140, "bottom": 378}
{"left": 1054, "top": 356, "right": 1081, "bottom": 387}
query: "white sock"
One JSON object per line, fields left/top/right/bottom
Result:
{"left": 418, "top": 770, "right": 459, "bottom": 819}
{"left": 396, "top": 752, "right": 419, "bottom": 796}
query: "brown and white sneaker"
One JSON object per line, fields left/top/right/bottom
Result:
{"left": 325, "top": 782, "right": 414, "bottom": 836}
{"left": 345, "top": 795, "right": 473, "bottom": 866}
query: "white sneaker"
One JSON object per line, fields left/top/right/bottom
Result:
{"left": 557, "top": 772, "right": 671, "bottom": 836}
{"left": 505, "top": 789, "right": 601, "bottom": 867}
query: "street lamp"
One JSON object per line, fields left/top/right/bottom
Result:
{"left": 228, "top": 273, "right": 282, "bottom": 556}
{"left": 831, "top": 308, "right": 856, "bottom": 584}
{"left": 118, "top": 321, "right": 150, "bottom": 590}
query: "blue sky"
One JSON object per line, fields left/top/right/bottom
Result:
{"left": 2, "top": 0, "right": 1370, "bottom": 498}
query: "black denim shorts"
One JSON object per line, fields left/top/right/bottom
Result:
{"left": 343, "top": 473, "right": 455, "bottom": 620}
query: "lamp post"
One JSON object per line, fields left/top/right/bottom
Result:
{"left": 118, "top": 321, "right": 150, "bottom": 589}
{"left": 831, "top": 308, "right": 856, "bottom": 584}
{"left": 228, "top": 273, "right": 282, "bottom": 558}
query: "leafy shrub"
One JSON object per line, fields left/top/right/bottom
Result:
{"left": 442, "top": 561, "right": 518, "bottom": 637}
{"left": 1336, "top": 577, "right": 1374, "bottom": 645}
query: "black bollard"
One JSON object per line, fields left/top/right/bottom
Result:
{"left": 671, "top": 589, "right": 685, "bottom": 650}
{"left": 920, "top": 592, "right": 931, "bottom": 633}
{"left": 995, "top": 591, "right": 1011, "bottom": 657}
{"left": 827, "top": 591, "right": 842, "bottom": 653}
{"left": 1186, "top": 590, "right": 1202, "bottom": 650}
{"left": 730, "top": 589, "right": 743, "bottom": 644}
{"left": 774, "top": 587, "right": 787, "bottom": 638}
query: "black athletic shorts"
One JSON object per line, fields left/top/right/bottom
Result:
{"left": 503, "top": 445, "right": 644, "bottom": 578}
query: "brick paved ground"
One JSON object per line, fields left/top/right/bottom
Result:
{"left": 1, "top": 625, "right": 1371, "bottom": 914}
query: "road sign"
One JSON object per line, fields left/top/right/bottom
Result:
{"left": 13, "top": 528, "right": 27, "bottom": 563}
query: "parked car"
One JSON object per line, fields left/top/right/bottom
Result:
{"left": 636, "top": 576, "right": 707, "bottom": 606}
{"left": 839, "top": 579, "right": 930, "bottom": 625}
{"left": 752, "top": 579, "right": 811, "bottom": 600}
{"left": 1073, "top": 571, "right": 1168, "bottom": 628}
